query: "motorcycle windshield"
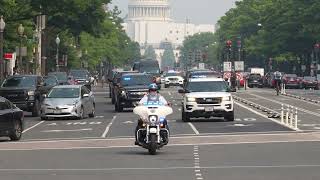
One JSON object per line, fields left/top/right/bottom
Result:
{"left": 133, "top": 105, "right": 173, "bottom": 121}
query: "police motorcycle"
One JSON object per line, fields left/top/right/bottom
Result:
{"left": 133, "top": 101, "right": 173, "bottom": 155}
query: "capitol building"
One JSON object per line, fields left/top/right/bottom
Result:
{"left": 122, "top": 0, "right": 215, "bottom": 65}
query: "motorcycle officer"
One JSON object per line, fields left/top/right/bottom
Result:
{"left": 134, "top": 83, "right": 169, "bottom": 145}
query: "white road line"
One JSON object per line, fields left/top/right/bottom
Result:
{"left": 234, "top": 102, "right": 299, "bottom": 131}
{"left": 42, "top": 129, "right": 93, "bottom": 133}
{"left": 188, "top": 122, "right": 200, "bottom": 135}
{"left": 23, "top": 121, "right": 44, "bottom": 133}
{"left": 101, "top": 115, "right": 117, "bottom": 138}
{"left": 249, "top": 93, "right": 320, "bottom": 118}
{"left": 0, "top": 164, "right": 319, "bottom": 171}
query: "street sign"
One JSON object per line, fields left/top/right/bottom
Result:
{"left": 198, "top": 63, "right": 205, "bottom": 69}
{"left": 234, "top": 61, "right": 244, "bottom": 71}
{"left": 223, "top": 62, "right": 232, "bottom": 72}
{"left": 3, "top": 53, "right": 13, "bottom": 60}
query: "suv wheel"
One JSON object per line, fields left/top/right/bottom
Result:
{"left": 9, "top": 120, "right": 22, "bottom": 141}
{"left": 32, "top": 99, "right": 40, "bottom": 117}
{"left": 182, "top": 109, "right": 190, "bottom": 122}
{"left": 224, "top": 111, "right": 234, "bottom": 121}
{"left": 164, "top": 84, "right": 169, "bottom": 88}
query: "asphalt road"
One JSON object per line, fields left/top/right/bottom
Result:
{"left": 1, "top": 85, "right": 320, "bottom": 179}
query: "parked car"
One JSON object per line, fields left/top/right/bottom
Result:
{"left": 113, "top": 73, "right": 153, "bottom": 112}
{"left": 247, "top": 73, "right": 263, "bottom": 88}
{"left": 41, "top": 85, "right": 95, "bottom": 120}
{"left": 283, "top": 74, "right": 300, "bottom": 89}
{"left": 299, "top": 76, "right": 319, "bottom": 90}
{"left": 0, "top": 97, "right": 24, "bottom": 141}
{"left": 0, "top": 75, "right": 49, "bottom": 117}
{"left": 48, "top": 72, "right": 68, "bottom": 85}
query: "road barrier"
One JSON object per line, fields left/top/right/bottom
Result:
{"left": 280, "top": 104, "right": 298, "bottom": 129}
{"left": 233, "top": 96, "right": 299, "bottom": 130}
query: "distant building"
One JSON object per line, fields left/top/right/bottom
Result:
{"left": 122, "top": 0, "right": 215, "bottom": 69}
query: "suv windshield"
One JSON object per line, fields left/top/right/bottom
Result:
{"left": 121, "top": 75, "right": 152, "bottom": 86}
{"left": 186, "top": 81, "right": 229, "bottom": 92}
{"left": 1, "top": 76, "right": 36, "bottom": 88}
{"left": 249, "top": 74, "right": 261, "bottom": 79}
{"left": 48, "top": 88, "right": 80, "bottom": 98}
{"left": 165, "top": 72, "right": 182, "bottom": 77}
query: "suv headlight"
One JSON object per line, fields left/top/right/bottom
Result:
{"left": 186, "top": 97, "right": 196, "bottom": 102}
{"left": 222, "top": 96, "right": 231, "bottom": 101}
{"left": 28, "top": 91, "right": 35, "bottom": 96}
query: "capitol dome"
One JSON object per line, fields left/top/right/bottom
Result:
{"left": 128, "top": 0, "right": 172, "bottom": 21}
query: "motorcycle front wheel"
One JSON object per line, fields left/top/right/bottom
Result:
{"left": 148, "top": 134, "right": 157, "bottom": 155}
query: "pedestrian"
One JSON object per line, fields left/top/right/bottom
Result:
{"left": 101, "top": 75, "right": 105, "bottom": 88}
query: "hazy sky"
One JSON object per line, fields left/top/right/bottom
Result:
{"left": 110, "top": 0, "right": 238, "bottom": 25}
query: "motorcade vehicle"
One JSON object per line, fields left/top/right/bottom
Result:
{"left": 48, "top": 72, "right": 68, "bottom": 85}
{"left": 69, "top": 69, "right": 93, "bottom": 90}
{"left": 41, "top": 85, "right": 95, "bottom": 120}
{"left": 0, "top": 97, "right": 24, "bottom": 141}
{"left": 179, "top": 77, "right": 234, "bottom": 122}
{"left": 0, "top": 75, "right": 48, "bottom": 117}
{"left": 43, "top": 76, "right": 59, "bottom": 92}
{"left": 184, "top": 70, "right": 221, "bottom": 85}
{"left": 247, "top": 73, "right": 263, "bottom": 88}
{"left": 132, "top": 59, "right": 161, "bottom": 89}
{"left": 133, "top": 102, "right": 172, "bottom": 155}
{"left": 282, "top": 74, "right": 300, "bottom": 89}
{"left": 113, "top": 73, "right": 153, "bottom": 112}
{"left": 299, "top": 76, "right": 319, "bottom": 89}
{"left": 109, "top": 70, "right": 138, "bottom": 104}
{"left": 164, "top": 71, "right": 184, "bottom": 88}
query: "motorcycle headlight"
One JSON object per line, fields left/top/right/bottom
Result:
{"left": 121, "top": 90, "right": 126, "bottom": 96}
{"left": 187, "top": 97, "right": 196, "bottom": 102}
{"left": 149, "top": 115, "right": 158, "bottom": 123}
{"left": 222, "top": 96, "right": 231, "bottom": 101}
{"left": 28, "top": 91, "right": 35, "bottom": 96}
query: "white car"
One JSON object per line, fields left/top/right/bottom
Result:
{"left": 179, "top": 77, "right": 234, "bottom": 122}
{"left": 164, "top": 72, "right": 184, "bottom": 88}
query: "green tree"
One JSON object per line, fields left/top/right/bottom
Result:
{"left": 144, "top": 45, "right": 157, "bottom": 60}
{"left": 161, "top": 45, "right": 175, "bottom": 70}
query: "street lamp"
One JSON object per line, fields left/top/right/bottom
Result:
{"left": 55, "top": 35, "right": 60, "bottom": 72}
{"left": 0, "top": 16, "right": 5, "bottom": 80}
{"left": 17, "top": 24, "right": 24, "bottom": 73}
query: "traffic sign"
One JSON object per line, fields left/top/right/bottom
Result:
{"left": 234, "top": 61, "right": 244, "bottom": 71}
{"left": 3, "top": 53, "right": 13, "bottom": 60}
{"left": 223, "top": 62, "right": 232, "bottom": 72}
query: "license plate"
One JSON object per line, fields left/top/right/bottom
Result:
{"left": 205, "top": 107, "right": 214, "bottom": 112}
{"left": 149, "top": 128, "right": 157, "bottom": 134}
{"left": 54, "top": 110, "right": 61, "bottom": 114}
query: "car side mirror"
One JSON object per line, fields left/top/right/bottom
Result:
{"left": 178, "top": 89, "right": 185, "bottom": 94}
{"left": 82, "top": 94, "right": 89, "bottom": 98}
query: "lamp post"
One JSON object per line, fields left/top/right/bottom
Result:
{"left": 55, "top": 35, "right": 60, "bottom": 72}
{"left": 0, "top": 16, "right": 5, "bottom": 81}
{"left": 17, "top": 24, "right": 24, "bottom": 74}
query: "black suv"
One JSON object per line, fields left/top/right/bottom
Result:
{"left": 69, "top": 69, "right": 93, "bottom": 90}
{"left": 0, "top": 75, "right": 48, "bottom": 117}
{"left": 247, "top": 73, "right": 263, "bottom": 88}
{"left": 109, "top": 71, "right": 137, "bottom": 104}
{"left": 113, "top": 73, "right": 153, "bottom": 112}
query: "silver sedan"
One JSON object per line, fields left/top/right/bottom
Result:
{"left": 40, "top": 85, "right": 95, "bottom": 120}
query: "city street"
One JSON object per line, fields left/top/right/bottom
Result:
{"left": 0, "top": 85, "right": 320, "bottom": 180}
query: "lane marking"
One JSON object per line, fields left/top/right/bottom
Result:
{"left": 0, "top": 164, "right": 319, "bottom": 171}
{"left": 23, "top": 121, "right": 45, "bottom": 133}
{"left": 188, "top": 123, "right": 200, "bottom": 135}
{"left": 248, "top": 93, "right": 320, "bottom": 118}
{"left": 234, "top": 102, "right": 299, "bottom": 131}
{"left": 41, "top": 129, "right": 93, "bottom": 133}
{"left": 101, "top": 115, "right": 117, "bottom": 138}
